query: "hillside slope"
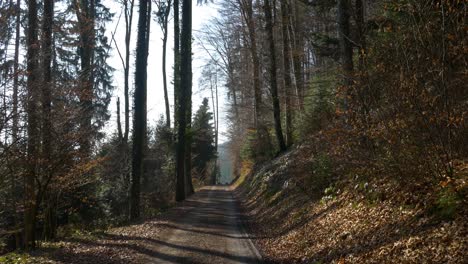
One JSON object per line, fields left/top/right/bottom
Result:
{"left": 235, "top": 143, "right": 467, "bottom": 263}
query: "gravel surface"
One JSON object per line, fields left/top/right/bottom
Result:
{"left": 139, "top": 186, "right": 262, "bottom": 264}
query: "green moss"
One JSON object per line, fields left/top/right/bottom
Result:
{"left": 0, "top": 252, "right": 31, "bottom": 264}
{"left": 431, "top": 187, "right": 461, "bottom": 220}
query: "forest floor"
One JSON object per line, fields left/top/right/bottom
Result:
{"left": 235, "top": 143, "right": 467, "bottom": 263}
{"left": 3, "top": 146, "right": 466, "bottom": 263}
{"left": 2, "top": 186, "right": 261, "bottom": 264}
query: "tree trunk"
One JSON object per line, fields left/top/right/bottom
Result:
{"left": 12, "top": 0, "right": 20, "bottom": 249}
{"left": 337, "top": 0, "right": 353, "bottom": 87}
{"left": 264, "top": 0, "right": 286, "bottom": 152}
{"left": 215, "top": 72, "right": 219, "bottom": 153}
{"left": 117, "top": 97, "right": 123, "bottom": 140}
{"left": 281, "top": 0, "right": 293, "bottom": 147}
{"left": 122, "top": 0, "right": 134, "bottom": 220}
{"left": 75, "top": 0, "right": 95, "bottom": 156}
{"left": 291, "top": 0, "right": 304, "bottom": 113}
{"left": 176, "top": 0, "right": 192, "bottom": 201}
{"left": 182, "top": 0, "right": 194, "bottom": 197}
{"left": 162, "top": 1, "right": 171, "bottom": 127}
{"left": 185, "top": 103, "right": 193, "bottom": 195}
{"left": 130, "top": 0, "right": 149, "bottom": 220}
{"left": 123, "top": 0, "right": 135, "bottom": 143}
{"left": 240, "top": 0, "right": 261, "bottom": 127}
{"left": 25, "top": 0, "right": 39, "bottom": 249}
{"left": 12, "top": 0, "right": 20, "bottom": 144}
{"left": 209, "top": 73, "right": 219, "bottom": 185}
{"left": 173, "top": 0, "right": 180, "bottom": 133}
{"left": 355, "top": 0, "right": 365, "bottom": 70}
{"left": 41, "top": 0, "right": 55, "bottom": 240}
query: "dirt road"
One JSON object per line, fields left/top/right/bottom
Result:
{"left": 139, "top": 186, "right": 261, "bottom": 264}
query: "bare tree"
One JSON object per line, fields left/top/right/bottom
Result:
{"left": 156, "top": 0, "right": 172, "bottom": 127}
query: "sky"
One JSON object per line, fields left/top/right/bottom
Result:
{"left": 104, "top": 1, "right": 228, "bottom": 143}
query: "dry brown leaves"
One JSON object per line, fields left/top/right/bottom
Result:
{"left": 238, "top": 144, "right": 467, "bottom": 264}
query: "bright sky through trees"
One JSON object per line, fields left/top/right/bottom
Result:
{"left": 104, "top": 0, "right": 227, "bottom": 142}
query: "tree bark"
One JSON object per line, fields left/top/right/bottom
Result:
{"left": 173, "top": 0, "right": 180, "bottom": 133}
{"left": 41, "top": 0, "right": 54, "bottom": 240}
{"left": 183, "top": 0, "right": 194, "bottom": 196}
{"left": 239, "top": 0, "right": 261, "bottom": 127}
{"left": 12, "top": 0, "right": 20, "bottom": 144}
{"left": 337, "top": 0, "right": 353, "bottom": 87}
{"left": 25, "top": 0, "right": 39, "bottom": 249}
{"left": 75, "top": 0, "right": 95, "bottom": 156}
{"left": 161, "top": 0, "right": 172, "bottom": 127}
{"left": 176, "top": 0, "right": 193, "bottom": 201}
{"left": 355, "top": 0, "right": 365, "bottom": 70}
{"left": 117, "top": 97, "right": 123, "bottom": 140}
{"left": 12, "top": 0, "right": 20, "bottom": 248}
{"left": 130, "top": 0, "right": 149, "bottom": 220}
{"left": 281, "top": 0, "right": 293, "bottom": 147}
{"left": 123, "top": 0, "right": 135, "bottom": 143}
{"left": 291, "top": 0, "right": 304, "bottom": 113}
{"left": 264, "top": 0, "right": 286, "bottom": 152}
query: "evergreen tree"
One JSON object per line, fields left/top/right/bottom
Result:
{"left": 192, "top": 98, "right": 216, "bottom": 184}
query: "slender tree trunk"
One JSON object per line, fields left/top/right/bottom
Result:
{"left": 173, "top": 0, "right": 180, "bottom": 133}
{"left": 355, "top": 0, "right": 365, "bottom": 70}
{"left": 117, "top": 97, "right": 123, "bottom": 140}
{"left": 12, "top": 0, "right": 21, "bottom": 248}
{"left": 215, "top": 71, "right": 219, "bottom": 152}
{"left": 145, "top": 0, "right": 151, "bottom": 137}
{"left": 162, "top": 24, "right": 171, "bottom": 127}
{"left": 209, "top": 78, "right": 216, "bottom": 147}
{"left": 130, "top": 0, "right": 149, "bottom": 220}
{"left": 264, "top": 0, "right": 286, "bottom": 152}
{"left": 25, "top": 0, "right": 39, "bottom": 249}
{"left": 240, "top": 0, "right": 261, "bottom": 127}
{"left": 209, "top": 71, "right": 219, "bottom": 153}
{"left": 291, "top": 0, "right": 304, "bottom": 113}
{"left": 281, "top": 0, "right": 293, "bottom": 147}
{"left": 75, "top": 0, "right": 95, "bottom": 156}
{"left": 124, "top": 0, "right": 135, "bottom": 143}
{"left": 337, "top": 0, "right": 353, "bottom": 87}
{"left": 161, "top": 1, "right": 171, "bottom": 127}
{"left": 174, "top": 0, "right": 185, "bottom": 201}
{"left": 227, "top": 51, "right": 240, "bottom": 122}
{"left": 182, "top": 0, "right": 193, "bottom": 196}
{"left": 185, "top": 100, "right": 193, "bottom": 195}
{"left": 214, "top": 71, "right": 219, "bottom": 185}
{"left": 12, "top": 0, "right": 20, "bottom": 144}
{"left": 41, "top": 0, "right": 54, "bottom": 240}
{"left": 209, "top": 72, "right": 219, "bottom": 185}
{"left": 122, "top": 0, "right": 134, "bottom": 220}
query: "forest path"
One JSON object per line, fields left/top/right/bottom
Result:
{"left": 138, "top": 186, "right": 261, "bottom": 264}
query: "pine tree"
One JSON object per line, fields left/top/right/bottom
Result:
{"left": 192, "top": 98, "right": 216, "bottom": 184}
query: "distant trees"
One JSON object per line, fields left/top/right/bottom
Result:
{"left": 202, "top": 0, "right": 467, "bottom": 192}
